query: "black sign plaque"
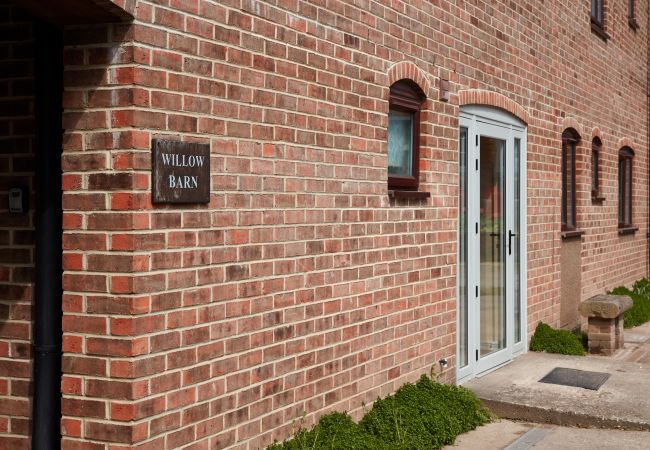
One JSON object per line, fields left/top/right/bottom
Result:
{"left": 152, "top": 139, "right": 211, "bottom": 204}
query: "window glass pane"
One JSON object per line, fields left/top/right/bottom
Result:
{"left": 619, "top": 159, "right": 624, "bottom": 223}
{"left": 561, "top": 143, "right": 567, "bottom": 225}
{"left": 592, "top": 0, "right": 602, "bottom": 22}
{"left": 480, "top": 136, "right": 506, "bottom": 356}
{"left": 625, "top": 159, "right": 632, "bottom": 224}
{"left": 388, "top": 109, "right": 413, "bottom": 177}
{"left": 591, "top": 149, "right": 598, "bottom": 192}
{"left": 459, "top": 127, "right": 468, "bottom": 368}
{"left": 514, "top": 138, "right": 522, "bottom": 344}
{"left": 598, "top": 0, "right": 603, "bottom": 22}
{"left": 591, "top": 0, "right": 597, "bottom": 19}
{"left": 566, "top": 142, "right": 574, "bottom": 227}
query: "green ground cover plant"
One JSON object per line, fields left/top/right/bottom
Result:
{"left": 529, "top": 322, "right": 586, "bottom": 355}
{"left": 610, "top": 283, "right": 650, "bottom": 328}
{"left": 574, "top": 329, "right": 588, "bottom": 351}
{"left": 360, "top": 375, "right": 490, "bottom": 449}
{"left": 267, "top": 412, "right": 389, "bottom": 450}
{"left": 268, "top": 375, "right": 490, "bottom": 450}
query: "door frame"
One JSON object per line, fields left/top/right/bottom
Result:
{"left": 457, "top": 106, "right": 527, "bottom": 383}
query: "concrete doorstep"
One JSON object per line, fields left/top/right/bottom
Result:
{"left": 464, "top": 326, "right": 650, "bottom": 431}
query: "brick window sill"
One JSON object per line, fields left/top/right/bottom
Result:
{"left": 591, "top": 20, "right": 609, "bottom": 41}
{"left": 591, "top": 194, "right": 605, "bottom": 203}
{"left": 618, "top": 226, "right": 638, "bottom": 236}
{"left": 388, "top": 190, "right": 431, "bottom": 200}
{"left": 561, "top": 229, "right": 585, "bottom": 239}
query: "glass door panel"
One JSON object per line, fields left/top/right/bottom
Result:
{"left": 514, "top": 138, "right": 522, "bottom": 344}
{"left": 479, "top": 136, "right": 506, "bottom": 357}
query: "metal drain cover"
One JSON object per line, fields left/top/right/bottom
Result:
{"left": 538, "top": 367, "right": 610, "bottom": 390}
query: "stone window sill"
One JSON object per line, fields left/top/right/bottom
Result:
{"left": 388, "top": 190, "right": 431, "bottom": 200}
{"left": 618, "top": 226, "right": 638, "bottom": 236}
{"left": 629, "top": 17, "right": 639, "bottom": 31}
{"left": 591, "top": 20, "right": 609, "bottom": 41}
{"left": 561, "top": 229, "right": 585, "bottom": 239}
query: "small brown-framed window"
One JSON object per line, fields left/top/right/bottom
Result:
{"left": 387, "top": 79, "right": 426, "bottom": 192}
{"left": 591, "top": 137, "right": 604, "bottom": 201}
{"left": 562, "top": 128, "right": 580, "bottom": 232}
{"left": 618, "top": 147, "right": 634, "bottom": 230}
{"left": 628, "top": 0, "right": 639, "bottom": 29}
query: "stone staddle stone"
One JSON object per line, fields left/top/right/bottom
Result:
{"left": 579, "top": 294, "right": 633, "bottom": 319}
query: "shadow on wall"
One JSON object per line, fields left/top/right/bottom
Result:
{"left": 0, "top": 6, "right": 40, "bottom": 440}
{"left": 0, "top": 0, "right": 134, "bottom": 447}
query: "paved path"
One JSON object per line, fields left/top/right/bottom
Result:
{"left": 613, "top": 321, "right": 650, "bottom": 363}
{"left": 445, "top": 420, "right": 650, "bottom": 450}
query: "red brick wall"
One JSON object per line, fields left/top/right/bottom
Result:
{"left": 58, "top": 18, "right": 149, "bottom": 448}
{"left": 4, "top": 0, "right": 646, "bottom": 449}
{"left": 0, "top": 3, "right": 36, "bottom": 447}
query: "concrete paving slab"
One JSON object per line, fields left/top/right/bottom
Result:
{"left": 444, "top": 420, "right": 533, "bottom": 449}
{"left": 618, "top": 322, "right": 650, "bottom": 363}
{"left": 623, "top": 332, "right": 647, "bottom": 344}
{"left": 444, "top": 420, "right": 650, "bottom": 450}
{"left": 533, "top": 426, "right": 650, "bottom": 450}
{"left": 465, "top": 351, "right": 650, "bottom": 430}
{"left": 503, "top": 427, "right": 552, "bottom": 450}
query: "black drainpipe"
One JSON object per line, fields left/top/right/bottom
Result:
{"left": 32, "top": 20, "right": 63, "bottom": 450}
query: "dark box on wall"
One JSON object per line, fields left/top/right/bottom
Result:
{"left": 152, "top": 139, "right": 211, "bottom": 204}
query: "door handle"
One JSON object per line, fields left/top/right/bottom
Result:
{"left": 508, "top": 230, "right": 517, "bottom": 255}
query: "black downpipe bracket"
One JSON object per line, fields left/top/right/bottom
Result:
{"left": 32, "top": 21, "right": 63, "bottom": 450}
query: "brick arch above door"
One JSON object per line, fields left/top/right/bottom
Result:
{"left": 459, "top": 89, "right": 530, "bottom": 126}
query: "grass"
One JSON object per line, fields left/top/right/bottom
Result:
{"left": 268, "top": 375, "right": 490, "bottom": 450}
{"left": 529, "top": 322, "right": 586, "bottom": 355}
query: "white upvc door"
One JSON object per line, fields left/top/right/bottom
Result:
{"left": 458, "top": 107, "right": 527, "bottom": 383}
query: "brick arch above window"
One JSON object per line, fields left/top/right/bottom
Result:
{"left": 563, "top": 127, "right": 581, "bottom": 141}
{"left": 560, "top": 117, "right": 583, "bottom": 139}
{"left": 618, "top": 137, "right": 635, "bottom": 149}
{"left": 458, "top": 89, "right": 530, "bottom": 125}
{"left": 591, "top": 127, "right": 603, "bottom": 140}
{"left": 387, "top": 61, "right": 431, "bottom": 98}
